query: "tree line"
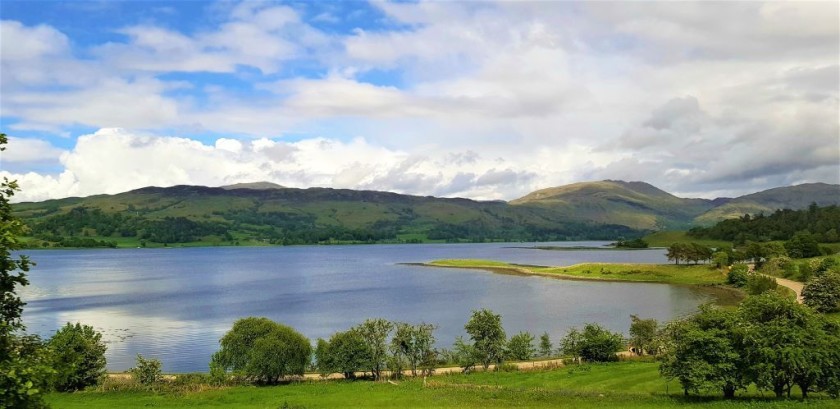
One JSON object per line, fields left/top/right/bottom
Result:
{"left": 689, "top": 204, "right": 840, "bottom": 244}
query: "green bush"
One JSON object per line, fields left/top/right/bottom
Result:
{"left": 745, "top": 274, "right": 777, "bottom": 295}
{"left": 130, "top": 354, "right": 162, "bottom": 386}
{"left": 803, "top": 272, "right": 840, "bottom": 313}
{"left": 727, "top": 264, "right": 749, "bottom": 287}
{"left": 48, "top": 322, "right": 107, "bottom": 391}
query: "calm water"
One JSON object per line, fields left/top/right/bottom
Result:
{"left": 19, "top": 242, "right": 710, "bottom": 372}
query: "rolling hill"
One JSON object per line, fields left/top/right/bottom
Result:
{"left": 13, "top": 180, "right": 840, "bottom": 247}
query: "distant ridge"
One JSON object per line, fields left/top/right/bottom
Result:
{"left": 693, "top": 183, "right": 840, "bottom": 224}
{"left": 221, "top": 181, "right": 286, "bottom": 190}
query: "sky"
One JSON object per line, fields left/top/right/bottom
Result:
{"left": 0, "top": 0, "right": 838, "bottom": 203}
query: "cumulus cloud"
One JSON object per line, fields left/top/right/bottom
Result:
{"left": 1, "top": 1, "right": 838, "bottom": 201}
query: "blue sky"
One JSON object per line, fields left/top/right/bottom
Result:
{"left": 1, "top": 1, "right": 838, "bottom": 202}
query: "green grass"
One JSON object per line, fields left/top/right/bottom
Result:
{"left": 46, "top": 361, "right": 837, "bottom": 408}
{"left": 643, "top": 231, "right": 732, "bottom": 249}
{"left": 427, "top": 259, "right": 727, "bottom": 285}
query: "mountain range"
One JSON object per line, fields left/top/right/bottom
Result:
{"left": 13, "top": 180, "right": 840, "bottom": 246}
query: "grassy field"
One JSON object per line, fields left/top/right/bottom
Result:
{"left": 426, "top": 259, "right": 728, "bottom": 285}
{"left": 642, "top": 231, "right": 732, "bottom": 249}
{"left": 46, "top": 361, "right": 835, "bottom": 408}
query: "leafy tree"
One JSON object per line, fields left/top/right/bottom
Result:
{"left": 785, "top": 232, "right": 821, "bottom": 259}
{"left": 628, "top": 315, "right": 658, "bottom": 356}
{"left": 211, "top": 317, "right": 311, "bottom": 384}
{"left": 48, "top": 322, "right": 107, "bottom": 391}
{"left": 802, "top": 272, "right": 840, "bottom": 313}
{"left": 816, "top": 257, "right": 838, "bottom": 277}
{"left": 130, "top": 354, "right": 162, "bottom": 386}
{"left": 727, "top": 263, "right": 749, "bottom": 287}
{"left": 538, "top": 332, "right": 553, "bottom": 358}
{"left": 452, "top": 336, "right": 477, "bottom": 373}
{"left": 317, "top": 330, "right": 369, "bottom": 379}
{"left": 658, "top": 306, "right": 744, "bottom": 398}
{"left": 712, "top": 251, "right": 729, "bottom": 269}
{"left": 739, "top": 292, "right": 831, "bottom": 398}
{"left": 562, "top": 324, "right": 623, "bottom": 363}
{"left": 0, "top": 133, "right": 53, "bottom": 409}
{"left": 464, "top": 309, "right": 506, "bottom": 370}
{"left": 390, "top": 322, "right": 436, "bottom": 377}
{"left": 505, "top": 332, "right": 536, "bottom": 361}
{"left": 354, "top": 318, "right": 393, "bottom": 380}
{"left": 560, "top": 327, "right": 583, "bottom": 364}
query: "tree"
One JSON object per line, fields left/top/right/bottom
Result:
{"left": 391, "top": 322, "right": 437, "bottom": 377}
{"left": 453, "top": 336, "right": 477, "bottom": 373}
{"left": 354, "top": 318, "right": 393, "bottom": 380}
{"left": 0, "top": 133, "right": 53, "bottom": 408}
{"left": 561, "top": 324, "right": 623, "bottom": 363}
{"left": 739, "top": 292, "right": 830, "bottom": 398}
{"left": 712, "top": 251, "right": 730, "bottom": 269}
{"left": 658, "top": 306, "right": 744, "bottom": 398}
{"left": 666, "top": 243, "right": 689, "bottom": 265}
{"left": 211, "top": 317, "right": 311, "bottom": 384}
{"left": 802, "top": 272, "right": 840, "bottom": 313}
{"left": 317, "top": 330, "right": 369, "bottom": 379}
{"left": 785, "top": 232, "right": 821, "bottom": 259}
{"left": 464, "top": 309, "right": 506, "bottom": 370}
{"left": 48, "top": 322, "right": 107, "bottom": 391}
{"left": 727, "top": 263, "right": 749, "bottom": 287}
{"left": 628, "top": 315, "right": 658, "bottom": 356}
{"left": 538, "top": 332, "right": 553, "bottom": 358}
{"left": 506, "top": 332, "right": 536, "bottom": 361}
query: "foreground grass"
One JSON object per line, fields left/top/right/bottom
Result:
{"left": 47, "top": 361, "right": 835, "bottom": 408}
{"left": 427, "top": 259, "right": 727, "bottom": 285}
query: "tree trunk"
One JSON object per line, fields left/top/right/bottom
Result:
{"left": 723, "top": 384, "right": 736, "bottom": 399}
{"left": 774, "top": 383, "right": 785, "bottom": 398}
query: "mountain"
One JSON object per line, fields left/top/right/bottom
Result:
{"left": 693, "top": 183, "right": 840, "bottom": 225}
{"left": 220, "top": 181, "right": 286, "bottom": 190}
{"left": 13, "top": 185, "right": 640, "bottom": 247}
{"left": 13, "top": 180, "right": 839, "bottom": 247}
{"left": 509, "top": 180, "right": 717, "bottom": 230}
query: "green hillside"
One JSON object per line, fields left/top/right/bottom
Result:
{"left": 14, "top": 185, "right": 640, "bottom": 248}
{"left": 509, "top": 180, "right": 716, "bottom": 230}
{"left": 14, "top": 180, "right": 839, "bottom": 248}
{"left": 693, "top": 183, "right": 840, "bottom": 224}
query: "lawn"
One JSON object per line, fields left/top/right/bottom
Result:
{"left": 47, "top": 361, "right": 836, "bottom": 408}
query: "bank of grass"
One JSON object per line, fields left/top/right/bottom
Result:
{"left": 47, "top": 361, "right": 835, "bottom": 408}
{"left": 643, "top": 231, "right": 732, "bottom": 249}
{"left": 426, "top": 259, "right": 727, "bottom": 285}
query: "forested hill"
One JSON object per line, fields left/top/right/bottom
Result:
{"left": 14, "top": 185, "right": 640, "bottom": 247}
{"left": 688, "top": 204, "right": 840, "bottom": 245}
{"left": 13, "top": 181, "right": 840, "bottom": 248}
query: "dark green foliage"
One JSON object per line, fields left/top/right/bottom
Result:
{"left": 538, "top": 332, "right": 553, "bottom": 358}
{"left": 727, "top": 263, "right": 749, "bottom": 287}
{"left": 130, "top": 354, "right": 162, "bottom": 386}
{"left": 785, "top": 232, "right": 822, "bottom": 258}
{"left": 464, "top": 309, "right": 506, "bottom": 370}
{"left": 659, "top": 306, "right": 744, "bottom": 398}
{"left": 613, "top": 238, "right": 649, "bottom": 248}
{"left": 738, "top": 292, "right": 838, "bottom": 398}
{"left": 48, "top": 322, "right": 107, "bottom": 391}
{"left": 689, "top": 205, "right": 840, "bottom": 244}
{"left": 211, "top": 317, "right": 311, "bottom": 383}
{"left": 0, "top": 133, "right": 51, "bottom": 408}
{"left": 505, "top": 332, "right": 536, "bottom": 361}
{"left": 745, "top": 274, "right": 778, "bottom": 295}
{"left": 316, "top": 330, "right": 370, "bottom": 379}
{"left": 816, "top": 257, "right": 838, "bottom": 277}
{"left": 390, "top": 322, "right": 437, "bottom": 377}
{"left": 628, "top": 315, "right": 658, "bottom": 356}
{"left": 561, "top": 324, "right": 623, "bottom": 363}
{"left": 354, "top": 319, "right": 393, "bottom": 380}
{"left": 803, "top": 272, "right": 840, "bottom": 313}
{"left": 666, "top": 242, "right": 713, "bottom": 265}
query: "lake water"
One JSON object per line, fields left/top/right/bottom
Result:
{"left": 19, "top": 242, "right": 711, "bottom": 372}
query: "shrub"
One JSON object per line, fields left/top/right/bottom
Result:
{"left": 130, "top": 354, "right": 162, "bottom": 386}
{"left": 48, "top": 322, "right": 107, "bottom": 391}
{"left": 745, "top": 274, "right": 777, "bottom": 295}
{"left": 505, "top": 332, "right": 536, "bottom": 361}
{"left": 727, "top": 264, "right": 749, "bottom": 287}
{"left": 803, "top": 272, "right": 840, "bottom": 313}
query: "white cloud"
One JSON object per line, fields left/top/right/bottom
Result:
{"left": 2, "top": 137, "right": 64, "bottom": 163}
